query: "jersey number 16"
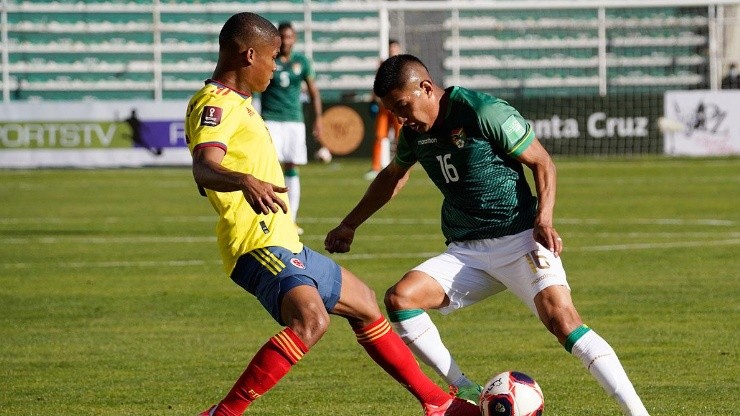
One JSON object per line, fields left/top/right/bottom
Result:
{"left": 436, "top": 153, "right": 459, "bottom": 183}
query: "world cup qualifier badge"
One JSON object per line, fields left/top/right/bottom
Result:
{"left": 451, "top": 127, "right": 467, "bottom": 148}
{"left": 201, "top": 106, "right": 223, "bottom": 127}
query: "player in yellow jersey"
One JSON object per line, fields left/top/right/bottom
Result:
{"left": 185, "top": 12, "right": 480, "bottom": 416}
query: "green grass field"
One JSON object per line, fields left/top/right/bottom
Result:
{"left": 1, "top": 157, "right": 738, "bottom": 415}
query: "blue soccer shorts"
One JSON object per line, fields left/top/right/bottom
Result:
{"left": 230, "top": 245, "right": 342, "bottom": 325}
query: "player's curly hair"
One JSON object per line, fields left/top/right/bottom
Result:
{"left": 219, "top": 12, "right": 278, "bottom": 51}
{"left": 373, "top": 54, "right": 430, "bottom": 98}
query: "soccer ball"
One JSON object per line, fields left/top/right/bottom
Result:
{"left": 479, "top": 371, "right": 544, "bottom": 416}
{"left": 314, "top": 146, "right": 332, "bottom": 163}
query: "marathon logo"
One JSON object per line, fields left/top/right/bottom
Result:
{"left": 200, "top": 106, "right": 223, "bottom": 127}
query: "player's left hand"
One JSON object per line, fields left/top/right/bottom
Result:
{"left": 533, "top": 223, "right": 562, "bottom": 257}
{"left": 324, "top": 222, "right": 355, "bottom": 254}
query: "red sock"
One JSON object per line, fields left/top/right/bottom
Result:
{"left": 215, "top": 328, "right": 308, "bottom": 416}
{"left": 354, "top": 317, "right": 448, "bottom": 406}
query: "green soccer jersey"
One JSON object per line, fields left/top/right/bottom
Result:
{"left": 260, "top": 53, "right": 315, "bottom": 122}
{"left": 395, "top": 86, "right": 538, "bottom": 243}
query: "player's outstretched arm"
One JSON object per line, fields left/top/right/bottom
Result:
{"left": 516, "top": 138, "right": 563, "bottom": 256}
{"left": 324, "top": 160, "right": 410, "bottom": 253}
{"left": 192, "top": 146, "right": 288, "bottom": 215}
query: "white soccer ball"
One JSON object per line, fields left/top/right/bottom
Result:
{"left": 314, "top": 146, "right": 332, "bottom": 163}
{"left": 479, "top": 371, "right": 544, "bottom": 416}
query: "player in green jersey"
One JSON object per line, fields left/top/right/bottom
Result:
{"left": 260, "top": 21, "right": 323, "bottom": 235}
{"left": 325, "top": 54, "right": 649, "bottom": 416}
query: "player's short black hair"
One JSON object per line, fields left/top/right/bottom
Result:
{"left": 278, "top": 21, "right": 293, "bottom": 32}
{"left": 219, "top": 12, "right": 278, "bottom": 51}
{"left": 373, "top": 54, "right": 429, "bottom": 98}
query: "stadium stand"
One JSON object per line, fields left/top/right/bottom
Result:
{"left": 0, "top": 1, "right": 735, "bottom": 101}
{"left": 442, "top": 7, "right": 711, "bottom": 97}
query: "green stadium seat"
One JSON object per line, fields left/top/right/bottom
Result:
{"left": 0, "top": 1, "right": 716, "bottom": 101}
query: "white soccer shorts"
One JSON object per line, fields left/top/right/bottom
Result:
{"left": 412, "top": 229, "right": 570, "bottom": 316}
{"left": 265, "top": 120, "right": 308, "bottom": 165}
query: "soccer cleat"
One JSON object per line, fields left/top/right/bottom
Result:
{"left": 197, "top": 405, "right": 217, "bottom": 416}
{"left": 451, "top": 384, "right": 483, "bottom": 405}
{"left": 423, "top": 396, "right": 481, "bottom": 416}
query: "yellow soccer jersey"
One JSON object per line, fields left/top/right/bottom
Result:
{"left": 185, "top": 80, "right": 302, "bottom": 274}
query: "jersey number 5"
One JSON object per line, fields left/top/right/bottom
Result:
{"left": 279, "top": 71, "right": 290, "bottom": 88}
{"left": 436, "top": 153, "right": 459, "bottom": 183}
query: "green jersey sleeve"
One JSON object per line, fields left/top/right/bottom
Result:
{"left": 477, "top": 101, "right": 534, "bottom": 158}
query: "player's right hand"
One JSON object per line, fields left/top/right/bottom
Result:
{"left": 241, "top": 175, "right": 289, "bottom": 215}
{"left": 324, "top": 222, "right": 355, "bottom": 253}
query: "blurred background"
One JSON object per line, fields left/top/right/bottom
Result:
{"left": 1, "top": 0, "right": 739, "bottom": 167}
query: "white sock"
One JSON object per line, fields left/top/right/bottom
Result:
{"left": 284, "top": 175, "right": 300, "bottom": 222}
{"left": 570, "top": 328, "right": 649, "bottom": 416}
{"left": 390, "top": 311, "right": 474, "bottom": 387}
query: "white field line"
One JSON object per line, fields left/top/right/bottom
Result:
{"left": 561, "top": 176, "right": 740, "bottom": 185}
{"left": 3, "top": 236, "right": 217, "bottom": 244}
{"left": 554, "top": 159, "right": 740, "bottom": 169}
{"left": 2, "top": 234, "right": 440, "bottom": 245}
{"left": 4, "top": 231, "right": 739, "bottom": 245}
{"left": 2, "top": 259, "right": 213, "bottom": 269}
{"left": 0, "top": 216, "right": 736, "bottom": 226}
{"left": 574, "top": 239, "right": 740, "bottom": 251}
{"left": 2, "top": 239, "right": 738, "bottom": 270}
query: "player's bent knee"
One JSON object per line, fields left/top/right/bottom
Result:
{"left": 384, "top": 272, "right": 442, "bottom": 311}
{"left": 288, "top": 317, "right": 329, "bottom": 347}
{"left": 384, "top": 285, "right": 413, "bottom": 311}
{"left": 284, "top": 303, "right": 330, "bottom": 347}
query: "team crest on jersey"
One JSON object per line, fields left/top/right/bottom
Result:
{"left": 292, "top": 62, "right": 302, "bottom": 75}
{"left": 451, "top": 127, "right": 467, "bottom": 148}
{"left": 201, "top": 106, "right": 223, "bottom": 127}
{"left": 290, "top": 258, "right": 305, "bottom": 269}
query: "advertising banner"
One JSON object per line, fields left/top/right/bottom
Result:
{"left": 0, "top": 100, "right": 379, "bottom": 168}
{"left": 0, "top": 101, "right": 190, "bottom": 168}
{"left": 5, "top": 92, "right": 735, "bottom": 167}
{"left": 662, "top": 90, "right": 740, "bottom": 156}
{"left": 507, "top": 94, "right": 664, "bottom": 155}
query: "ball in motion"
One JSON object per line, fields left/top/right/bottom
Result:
{"left": 479, "top": 371, "right": 544, "bottom": 416}
{"left": 314, "top": 146, "right": 332, "bottom": 163}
